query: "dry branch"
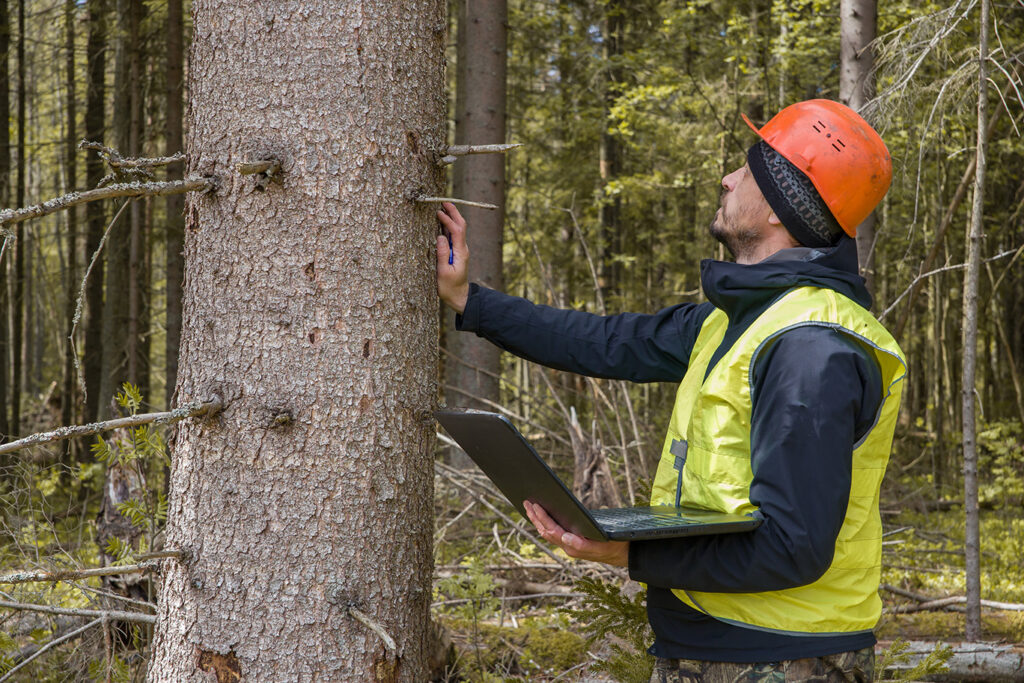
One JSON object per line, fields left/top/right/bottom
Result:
{"left": 0, "top": 400, "right": 222, "bottom": 456}
{"left": 415, "top": 196, "right": 498, "bottom": 210}
{"left": 347, "top": 606, "right": 397, "bottom": 658}
{"left": 881, "top": 583, "right": 1024, "bottom": 613}
{"left": 79, "top": 140, "right": 185, "bottom": 170}
{"left": 0, "top": 599, "right": 156, "bottom": 624}
{"left": 0, "top": 561, "right": 163, "bottom": 585}
{"left": 236, "top": 159, "right": 281, "bottom": 176}
{"left": 438, "top": 143, "right": 522, "bottom": 165}
{"left": 0, "top": 617, "right": 104, "bottom": 683}
{"left": 0, "top": 177, "right": 215, "bottom": 230}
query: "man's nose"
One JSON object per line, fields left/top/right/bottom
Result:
{"left": 721, "top": 166, "right": 744, "bottom": 192}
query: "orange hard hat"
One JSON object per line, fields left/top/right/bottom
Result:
{"left": 742, "top": 99, "right": 892, "bottom": 237}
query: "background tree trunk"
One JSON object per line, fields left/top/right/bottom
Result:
{"left": 164, "top": 0, "right": 184, "bottom": 409}
{"left": 150, "top": 1, "right": 445, "bottom": 680}
{"left": 962, "top": 0, "right": 990, "bottom": 642}
{"left": 446, "top": 0, "right": 507, "bottom": 414}
{"left": 839, "top": 0, "right": 878, "bottom": 296}
{"left": 99, "top": 0, "right": 135, "bottom": 416}
{"left": 62, "top": 0, "right": 78, "bottom": 444}
{"left": 11, "top": 0, "right": 24, "bottom": 435}
{"left": 0, "top": 0, "right": 10, "bottom": 441}
{"left": 83, "top": 0, "right": 108, "bottom": 423}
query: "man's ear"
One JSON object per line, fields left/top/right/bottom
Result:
{"left": 767, "top": 210, "right": 782, "bottom": 226}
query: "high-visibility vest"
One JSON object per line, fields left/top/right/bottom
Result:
{"left": 649, "top": 286, "right": 906, "bottom": 635}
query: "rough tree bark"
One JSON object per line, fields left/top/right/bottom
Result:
{"left": 839, "top": 0, "right": 878, "bottom": 296}
{"left": 446, "top": 0, "right": 506, "bottom": 413}
{"left": 150, "top": 2, "right": 445, "bottom": 680}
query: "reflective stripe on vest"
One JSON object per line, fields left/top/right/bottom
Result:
{"left": 650, "top": 286, "right": 906, "bottom": 635}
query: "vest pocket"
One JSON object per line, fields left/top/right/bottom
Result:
{"left": 670, "top": 439, "right": 688, "bottom": 508}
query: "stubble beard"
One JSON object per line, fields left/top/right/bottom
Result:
{"left": 708, "top": 212, "right": 759, "bottom": 261}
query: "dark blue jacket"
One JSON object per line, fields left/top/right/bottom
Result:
{"left": 455, "top": 237, "right": 884, "bottom": 661}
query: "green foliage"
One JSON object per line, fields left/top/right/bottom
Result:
{"left": 876, "top": 639, "right": 953, "bottom": 681}
{"left": 434, "top": 560, "right": 501, "bottom": 622}
{"left": 574, "top": 577, "right": 654, "bottom": 683}
{"left": 978, "top": 420, "right": 1024, "bottom": 503}
{"left": 88, "top": 654, "right": 132, "bottom": 683}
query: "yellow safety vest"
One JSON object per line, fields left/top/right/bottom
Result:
{"left": 649, "top": 286, "right": 906, "bottom": 635}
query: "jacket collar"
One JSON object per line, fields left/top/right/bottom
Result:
{"left": 699, "top": 237, "right": 872, "bottom": 322}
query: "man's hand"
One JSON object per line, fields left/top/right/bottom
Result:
{"left": 524, "top": 501, "right": 629, "bottom": 567}
{"left": 436, "top": 202, "right": 469, "bottom": 314}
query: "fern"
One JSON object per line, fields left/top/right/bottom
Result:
{"left": 574, "top": 577, "right": 655, "bottom": 683}
{"left": 876, "top": 639, "right": 952, "bottom": 681}
{"left": 116, "top": 499, "right": 149, "bottom": 530}
{"left": 91, "top": 436, "right": 113, "bottom": 464}
{"left": 105, "top": 537, "right": 134, "bottom": 565}
{"left": 116, "top": 383, "right": 142, "bottom": 416}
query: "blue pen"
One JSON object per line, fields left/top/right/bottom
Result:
{"left": 447, "top": 233, "right": 454, "bottom": 265}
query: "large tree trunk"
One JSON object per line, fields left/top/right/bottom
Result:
{"left": 839, "top": 0, "right": 878, "bottom": 296}
{"left": 150, "top": 2, "right": 444, "bottom": 680}
{"left": 445, "top": 0, "right": 506, "bottom": 413}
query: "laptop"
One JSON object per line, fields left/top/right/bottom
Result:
{"left": 436, "top": 409, "right": 761, "bottom": 541}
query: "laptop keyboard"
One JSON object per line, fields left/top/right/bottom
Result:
{"left": 591, "top": 507, "right": 697, "bottom": 530}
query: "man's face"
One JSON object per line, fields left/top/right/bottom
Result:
{"left": 708, "top": 163, "right": 774, "bottom": 258}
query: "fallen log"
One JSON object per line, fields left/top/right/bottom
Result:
{"left": 877, "top": 640, "right": 1024, "bottom": 682}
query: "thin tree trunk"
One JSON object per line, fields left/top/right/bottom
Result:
{"left": 99, "top": 0, "right": 133, "bottom": 416}
{"left": 962, "top": 0, "right": 989, "bottom": 642}
{"left": 599, "top": 0, "right": 624, "bottom": 301}
{"left": 0, "top": 0, "right": 9, "bottom": 441}
{"left": 126, "top": 0, "right": 146, "bottom": 397}
{"left": 164, "top": 0, "right": 184, "bottom": 408}
{"left": 11, "top": 0, "right": 24, "bottom": 435}
{"left": 445, "top": 0, "right": 506, "bottom": 416}
{"left": 150, "top": 2, "right": 444, "bottom": 679}
{"left": 839, "top": 0, "right": 878, "bottom": 296}
{"left": 83, "top": 0, "right": 108, "bottom": 423}
{"left": 62, "top": 0, "right": 78, "bottom": 443}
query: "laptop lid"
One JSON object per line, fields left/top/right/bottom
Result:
{"left": 435, "top": 409, "right": 760, "bottom": 541}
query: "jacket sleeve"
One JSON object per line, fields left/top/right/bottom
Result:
{"left": 628, "top": 326, "right": 883, "bottom": 592}
{"left": 455, "top": 283, "right": 715, "bottom": 383}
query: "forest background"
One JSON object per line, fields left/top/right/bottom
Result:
{"left": 0, "top": 0, "right": 1022, "bottom": 680}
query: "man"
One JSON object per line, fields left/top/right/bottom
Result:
{"left": 436, "top": 100, "right": 906, "bottom": 682}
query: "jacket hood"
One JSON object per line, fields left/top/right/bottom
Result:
{"left": 700, "top": 236, "right": 871, "bottom": 321}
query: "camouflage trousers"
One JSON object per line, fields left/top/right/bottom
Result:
{"left": 649, "top": 647, "right": 874, "bottom": 683}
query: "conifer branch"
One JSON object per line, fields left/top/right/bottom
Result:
{"left": 0, "top": 400, "right": 222, "bottom": 456}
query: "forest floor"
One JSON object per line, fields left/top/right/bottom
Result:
{"left": 432, "top": 473, "right": 1024, "bottom": 682}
